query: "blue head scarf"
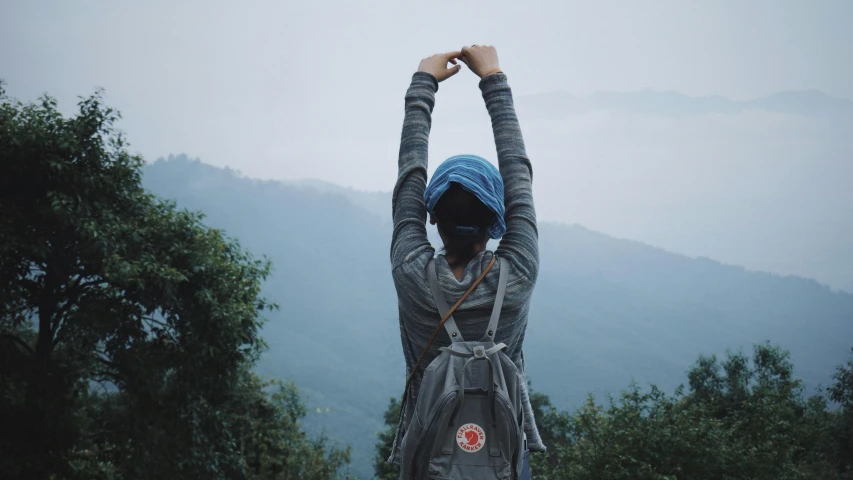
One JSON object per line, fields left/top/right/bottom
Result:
{"left": 424, "top": 154, "right": 506, "bottom": 239}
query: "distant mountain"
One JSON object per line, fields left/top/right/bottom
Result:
{"left": 280, "top": 178, "right": 390, "bottom": 224}
{"left": 516, "top": 88, "right": 853, "bottom": 118}
{"left": 143, "top": 155, "right": 853, "bottom": 478}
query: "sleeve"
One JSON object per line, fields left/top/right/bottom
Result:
{"left": 480, "top": 73, "right": 539, "bottom": 282}
{"left": 390, "top": 72, "right": 440, "bottom": 269}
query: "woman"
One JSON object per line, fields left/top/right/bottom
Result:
{"left": 389, "top": 45, "right": 544, "bottom": 478}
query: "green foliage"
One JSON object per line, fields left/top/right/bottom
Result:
{"left": 375, "top": 344, "right": 853, "bottom": 480}
{"left": 0, "top": 85, "right": 350, "bottom": 479}
{"left": 527, "top": 343, "right": 853, "bottom": 480}
{"left": 373, "top": 397, "right": 401, "bottom": 480}
{"left": 826, "top": 348, "right": 853, "bottom": 477}
{"left": 222, "top": 369, "right": 352, "bottom": 480}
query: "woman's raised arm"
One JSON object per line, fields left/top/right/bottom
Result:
{"left": 460, "top": 45, "right": 539, "bottom": 282}
{"left": 390, "top": 52, "right": 463, "bottom": 269}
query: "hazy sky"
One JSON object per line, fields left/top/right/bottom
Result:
{"left": 3, "top": 0, "right": 852, "bottom": 290}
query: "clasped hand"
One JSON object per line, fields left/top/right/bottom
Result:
{"left": 417, "top": 45, "right": 501, "bottom": 82}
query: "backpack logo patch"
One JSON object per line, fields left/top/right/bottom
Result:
{"left": 456, "top": 423, "right": 486, "bottom": 452}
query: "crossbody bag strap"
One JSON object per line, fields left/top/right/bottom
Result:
{"left": 403, "top": 254, "right": 496, "bottom": 399}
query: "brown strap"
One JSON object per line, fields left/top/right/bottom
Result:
{"left": 402, "top": 255, "right": 497, "bottom": 398}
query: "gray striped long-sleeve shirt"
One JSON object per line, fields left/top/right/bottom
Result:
{"left": 389, "top": 71, "right": 545, "bottom": 463}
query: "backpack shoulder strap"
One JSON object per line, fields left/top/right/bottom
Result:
{"left": 482, "top": 256, "right": 509, "bottom": 342}
{"left": 427, "top": 257, "right": 464, "bottom": 342}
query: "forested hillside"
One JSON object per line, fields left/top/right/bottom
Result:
{"left": 143, "top": 155, "right": 853, "bottom": 477}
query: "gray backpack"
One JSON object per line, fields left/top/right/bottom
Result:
{"left": 398, "top": 255, "right": 526, "bottom": 479}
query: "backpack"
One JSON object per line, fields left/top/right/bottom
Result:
{"left": 398, "top": 254, "right": 526, "bottom": 479}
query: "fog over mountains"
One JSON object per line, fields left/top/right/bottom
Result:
{"left": 143, "top": 155, "right": 853, "bottom": 477}
{"left": 495, "top": 88, "right": 853, "bottom": 294}
{"left": 517, "top": 88, "right": 853, "bottom": 118}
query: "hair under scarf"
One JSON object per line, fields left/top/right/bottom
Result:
{"left": 424, "top": 154, "right": 506, "bottom": 239}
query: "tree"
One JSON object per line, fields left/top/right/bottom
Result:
{"left": 480, "top": 344, "right": 853, "bottom": 479}
{"left": 374, "top": 397, "right": 401, "bottom": 480}
{"left": 0, "top": 84, "right": 350, "bottom": 479}
{"left": 222, "top": 369, "right": 352, "bottom": 480}
{"left": 825, "top": 347, "right": 853, "bottom": 478}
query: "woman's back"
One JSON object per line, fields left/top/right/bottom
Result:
{"left": 393, "top": 250, "right": 533, "bottom": 387}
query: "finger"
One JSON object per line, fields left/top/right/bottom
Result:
{"left": 449, "top": 58, "right": 457, "bottom": 65}
{"left": 444, "top": 64, "right": 462, "bottom": 79}
{"left": 437, "top": 64, "right": 461, "bottom": 81}
{"left": 444, "top": 50, "right": 462, "bottom": 61}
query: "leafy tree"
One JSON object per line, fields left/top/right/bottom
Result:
{"left": 0, "top": 84, "right": 350, "bottom": 479}
{"left": 374, "top": 397, "right": 401, "bottom": 480}
{"left": 825, "top": 347, "right": 853, "bottom": 477}
{"left": 508, "top": 344, "right": 852, "bottom": 479}
{"left": 222, "top": 369, "right": 352, "bottom": 480}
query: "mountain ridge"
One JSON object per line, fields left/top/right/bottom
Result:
{"left": 275, "top": 175, "right": 850, "bottom": 294}
{"left": 142, "top": 155, "right": 853, "bottom": 477}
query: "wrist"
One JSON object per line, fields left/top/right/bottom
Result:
{"left": 481, "top": 68, "right": 503, "bottom": 78}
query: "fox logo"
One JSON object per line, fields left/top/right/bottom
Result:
{"left": 455, "top": 423, "right": 485, "bottom": 452}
